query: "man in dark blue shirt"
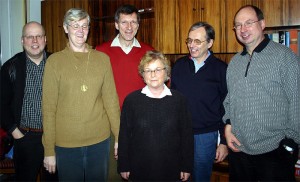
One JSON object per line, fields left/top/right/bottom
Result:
{"left": 171, "top": 21, "right": 228, "bottom": 182}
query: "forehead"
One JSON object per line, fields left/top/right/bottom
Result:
{"left": 24, "top": 23, "right": 44, "bottom": 35}
{"left": 188, "top": 27, "right": 206, "bottom": 38}
{"left": 235, "top": 7, "right": 257, "bottom": 22}
{"left": 145, "top": 59, "right": 164, "bottom": 67}
{"left": 119, "top": 13, "right": 138, "bottom": 21}
{"left": 71, "top": 18, "right": 88, "bottom": 24}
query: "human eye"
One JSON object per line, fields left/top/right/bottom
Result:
{"left": 144, "top": 69, "right": 151, "bottom": 74}
{"left": 82, "top": 24, "right": 89, "bottom": 29}
{"left": 185, "top": 38, "right": 192, "bottom": 44}
{"left": 131, "top": 21, "right": 138, "bottom": 26}
{"left": 194, "top": 39, "right": 202, "bottom": 45}
{"left": 244, "top": 21, "right": 253, "bottom": 27}
{"left": 26, "top": 36, "right": 34, "bottom": 40}
{"left": 120, "top": 21, "right": 127, "bottom": 26}
{"left": 72, "top": 24, "right": 79, "bottom": 29}
{"left": 234, "top": 24, "right": 242, "bottom": 30}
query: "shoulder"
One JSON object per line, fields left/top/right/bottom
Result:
{"left": 173, "top": 55, "right": 190, "bottom": 66}
{"left": 46, "top": 50, "right": 65, "bottom": 63}
{"left": 208, "top": 55, "right": 228, "bottom": 69}
{"left": 2, "top": 52, "right": 25, "bottom": 68}
{"left": 123, "top": 90, "right": 143, "bottom": 105}
{"left": 139, "top": 42, "right": 154, "bottom": 50}
{"left": 170, "top": 89, "right": 188, "bottom": 101}
{"left": 95, "top": 41, "right": 113, "bottom": 51}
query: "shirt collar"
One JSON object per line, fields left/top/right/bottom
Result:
{"left": 241, "top": 34, "right": 270, "bottom": 55}
{"left": 141, "top": 84, "right": 172, "bottom": 98}
{"left": 111, "top": 34, "right": 141, "bottom": 48}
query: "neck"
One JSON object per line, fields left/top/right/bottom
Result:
{"left": 27, "top": 54, "right": 43, "bottom": 65}
{"left": 119, "top": 37, "right": 133, "bottom": 48}
{"left": 195, "top": 52, "right": 209, "bottom": 64}
{"left": 148, "top": 85, "right": 164, "bottom": 98}
{"left": 70, "top": 43, "right": 88, "bottom": 53}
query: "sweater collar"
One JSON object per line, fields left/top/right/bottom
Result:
{"left": 241, "top": 34, "right": 270, "bottom": 56}
{"left": 141, "top": 84, "right": 172, "bottom": 98}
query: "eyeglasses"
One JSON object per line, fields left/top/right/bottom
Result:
{"left": 23, "top": 35, "right": 45, "bottom": 40}
{"left": 143, "top": 67, "right": 166, "bottom": 75}
{"left": 119, "top": 21, "right": 139, "bottom": 27}
{"left": 185, "top": 38, "right": 207, "bottom": 45}
{"left": 234, "top": 20, "right": 260, "bottom": 30}
{"left": 68, "top": 23, "right": 89, "bottom": 30}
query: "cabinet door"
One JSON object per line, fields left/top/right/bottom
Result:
{"left": 154, "top": 0, "right": 179, "bottom": 54}
{"left": 42, "top": 0, "right": 91, "bottom": 53}
{"left": 178, "top": 0, "right": 223, "bottom": 53}
{"left": 260, "top": 0, "right": 300, "bottom": 26}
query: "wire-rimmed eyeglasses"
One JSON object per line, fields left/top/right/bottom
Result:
{"left": 67, "top": 23, "right": 89, "bottom": 30}
{"left": 185, "top": 38, "right": 207, "bottom": 45}
{"left": 234, "top": 20, "right": 261, "bottom": 30}
{"left": 143, "top": 67, "right": 166, "bottom": 75}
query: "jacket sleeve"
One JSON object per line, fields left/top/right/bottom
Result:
{"left": 1, "top": 60, "right": 17, "bottom": 133}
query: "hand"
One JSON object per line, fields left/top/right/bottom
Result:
{"left": 120, "top": 172, "right": 130, "bottom": 180}
{"left": 180, "top": 172, "right": 190, "bottom": 181}
{"left": 114, "top": 142, "right": 118, "bottom": 160}
{"left": 215, "top": 144, "right": 228, "bottom": 163}
{"left": 11, "top": 128, "right": 24, "bottom": 139}
{"left": 225, "top": 125, "right": 241, "bottom": 152}
{"left": 44, "top": 156, "right": 56, "bottom": 173}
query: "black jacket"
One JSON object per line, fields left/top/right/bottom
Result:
{"left": 1, "top": 51, "right": 51, "bottom": 133}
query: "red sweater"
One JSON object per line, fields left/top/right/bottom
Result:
{"left": 96, "top": 41, "right": 154, "bottom": 108}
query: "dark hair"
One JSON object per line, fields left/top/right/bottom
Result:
{"left": 188, "top": 21, "right": 215, "bottom": 42}
{"left": 114, "top": 4, "right": 140, "bottom": 23}
{"left": 234, "top": 5, "right": 264, "bottom": 21}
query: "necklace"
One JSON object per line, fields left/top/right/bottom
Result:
{"left": 80, "top": 50, "right": 91, "bottom": 92}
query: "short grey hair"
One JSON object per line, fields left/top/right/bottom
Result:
{"left": 63, "top": 8, "right": 90, "bottom": 26}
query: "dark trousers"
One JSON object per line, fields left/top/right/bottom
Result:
{"left": 13, "top": 131, "right": 58, "bottom": 182}
{"left": 228, "top": 147, "right": 296, "bottom": 181}
{"left": 55, "top": 138, "right": 110, "bottom": 182}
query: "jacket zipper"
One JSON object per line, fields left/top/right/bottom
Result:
{"left": 244, "top": 54, "right": 252, "bottom": 77}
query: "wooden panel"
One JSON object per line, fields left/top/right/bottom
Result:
{"left": 224, "top": 0, "right": 246, "bottom": 53}
{"left": 154, "top": 0, "right": 179, "bottom": 53}
{"left": 261, "top": 0, "right": 300, "bottom": 26}
{"left": 177, "top": 0, "right": 195, "bottom": 54}
{"left": 202, "top": 0, "right": 223, "bottom": 53}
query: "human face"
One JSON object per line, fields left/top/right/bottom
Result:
{"left": 22, "top": 22, "right": 46, "bottom": 61}
{"left": 63, "top": 18, "right": 89, "bottom": 51}
{"left": 234, "top": 7, "right": 265, "bottom": 52}
{"left": 187, "top": 27, "right": 213, "bottom": 62}
{"left": 115, "top": 13, "right": 139, "bottom": 45}
{"left": 143, "top": 60, "right": 167, "bottom": 91}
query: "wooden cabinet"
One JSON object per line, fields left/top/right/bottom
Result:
{"left": 42, "top": 0, "right": 300, "bottom": 54}
{"left": 154, "top": 0, "right": 224, "bottom": 54}
{"left": 258, "top": 0, "right": 300, "bottom": 27}
{"left": 153, "top": 0, "right": 300, "bottom": 54}
{"left": 42, "top": 0, "right": 154, "bottom": 53}
{"left": 41, "top": 0, "right": 93, "bottom": 53}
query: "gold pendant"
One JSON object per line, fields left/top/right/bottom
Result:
{"left": 81, "top": 84, "right": 88, "bottom": 92}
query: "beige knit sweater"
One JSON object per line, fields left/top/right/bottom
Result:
{"left": 42, "top": 44, "right": 120, "bottom": 156}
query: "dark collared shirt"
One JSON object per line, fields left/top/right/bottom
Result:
{"left": 20, "top": 52, "right": 46, "bottom": 129}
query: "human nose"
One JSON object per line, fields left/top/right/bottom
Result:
{"left": 32, "top": 36, "right": 38, "bottom": 42}
{"left": 150, "top": 70, "right": 156, "bottom": 77}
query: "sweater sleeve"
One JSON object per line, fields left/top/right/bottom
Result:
{"left": 101, "top": 54, "right": 120, "bottom": 143}
{"left": 281, "top": 52, "right": 300, "bottom": 144}
{"left": 117, "top": 96, "right": 131, "bottom": 173}
{"left": 42, "top": 57, "right": 59, "bottom": 156}
{"left": 179, "top": 95, "right": 194, "bottom": 172}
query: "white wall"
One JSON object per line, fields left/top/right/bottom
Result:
{"left": 0, "top": 0, "right": 42, "bottom": 65}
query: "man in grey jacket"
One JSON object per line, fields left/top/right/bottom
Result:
{"left": 223, "top": 5, "right": 300, "bottom": 181}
